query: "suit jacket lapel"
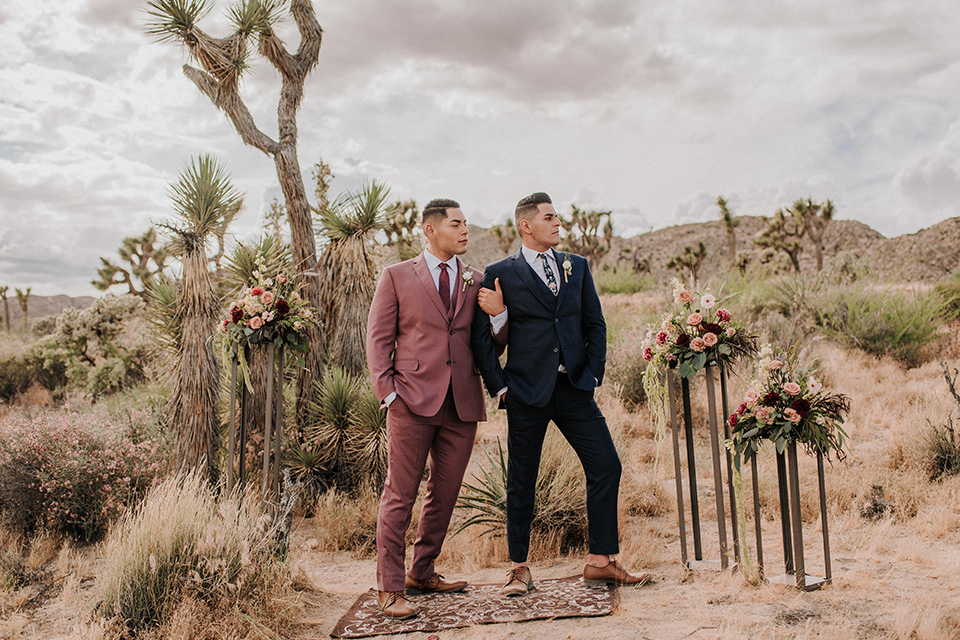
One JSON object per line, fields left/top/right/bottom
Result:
{"left": 511, "top": 249, "right": 557, "bottom": 311}
{"left": 413, "top": 254, "right": 450, "bottom": 320}
{"left": 452, "top": 257, "right": 468, "bottom": 320}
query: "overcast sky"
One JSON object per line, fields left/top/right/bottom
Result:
{"left": 3, "top": 1, "right": 960, "bottom": 296}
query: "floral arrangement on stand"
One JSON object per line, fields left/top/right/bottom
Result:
{"left": 221, "top": 269, "right": 318, "bottom": 387}
{"left": 727, "top": 344, "right": 851, "bottom": 465}
{"left": 641, "top": 280, "right": 759, "bottom": 445}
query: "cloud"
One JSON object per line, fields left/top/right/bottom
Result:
{"left": 895, "top": 119, "right": 960, "bottom": 212}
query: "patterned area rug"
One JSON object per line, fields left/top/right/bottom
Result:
{"left": 330, "top": 576, "right": 619, "bottom": 638}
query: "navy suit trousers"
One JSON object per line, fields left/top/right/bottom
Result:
{"left": 505, "top": 371, "right": 622, "bottom": 563}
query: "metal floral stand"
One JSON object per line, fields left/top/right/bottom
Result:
{"left": 226, "top": 342, "right": 286, "bottom": 503}
{"left": 765, "top": 443, "right": 832, "bottom": 590}
{"left": 667, "top": 362, "right": 742, "bottom": 569}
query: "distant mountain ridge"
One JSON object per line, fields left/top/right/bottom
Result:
{"left": 6, "top": 216, "right": 959, "bottom": 322}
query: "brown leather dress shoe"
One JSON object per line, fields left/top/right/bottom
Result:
{"left": 500, "top": 566, "right": 534, "bottom": 597}
{"left": 377, "top": 590, "right": 417, "bottom": 619}
{"left": 583, "top": 560, "right": 652, "bottom": 587}
{"left": 404, "top": 572, "right": 467, "bottom": 595}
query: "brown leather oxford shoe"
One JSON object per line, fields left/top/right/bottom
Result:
{"left": 500, "top": 565, "right": 534, "bottom": 597}
{"left": 582, "top": 560, "right": 652, "bottom": 587}
{"left": 376, "top": 590, "right": 417, "bottom": 619}
{"left": 404, "top": 572, "right": 467, "bottom": 595}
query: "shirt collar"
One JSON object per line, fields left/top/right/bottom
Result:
{"left": 521, "top": 245, "right": 555, "bottom": 265}
{"left": 424, "top": 249, "right": 457, "bottom": 272}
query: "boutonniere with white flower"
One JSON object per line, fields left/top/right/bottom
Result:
{"left": 461, "top": 268, "right": 475, "bottom": 291}
{"left": 562, "top": 256, "right": 572, "bottom": 282}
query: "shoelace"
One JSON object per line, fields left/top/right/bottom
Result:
{"left": 506, "top": 567, "right": 529, "bottom": 584}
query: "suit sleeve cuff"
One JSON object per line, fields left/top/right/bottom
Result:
{"left": 383, "top": 392, "right": 397, "bottom": 407}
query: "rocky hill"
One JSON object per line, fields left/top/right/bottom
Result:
{"left": 1, "top": 294, "right": 96, "bottom": 328}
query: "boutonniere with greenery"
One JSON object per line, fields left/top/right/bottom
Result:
{"left": 461, "top": 268, "right": 475, "bottom": 291}
{"left": 562, "top": 256, "right": 572, "bottom": 282}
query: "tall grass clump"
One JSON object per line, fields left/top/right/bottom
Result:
{"left": 595, "top": 266, "right": 654, "bottom": 295}
{"left": 813, "top": 286, "right": 947, "bottom": 367}
{"left": 606, "top": 328, "right": 648, "bottom": 410}
{"left": 934, "top": 273, "right": 960, "bottom": 319}
{"left": 96, "top": 472, "right": 290, "bottom": 636}
{"left": 0, "top": 408, "right": 161, "bottom": 541}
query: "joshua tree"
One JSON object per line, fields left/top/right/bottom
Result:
{"left": 0, "top": 286, "right": 9, "bottom": 331}
{"left": 160, "top": 155, "right": 242, "bottom": 481}
{"left": 755, "top": 208, "right": 806, "bottom": 272}
{"left": 316, "top": 181, "right": 391, "bottom": 378}
{"left": 14, "top": 288, "right": 30, "bottom": 328}
{"left": 145, "top": 0, "right": 325, "bottom": 421}
{"left": 717, "top": 196, "right": 740, "bottom": 266}
{"left": 382, "top": 199, "right": 421, "bottom": 261}
{"left": 559, "top": 205, "right": 613, "bottom": 268}
{"left": 790, "top": 198, "right": 834, "bottom": 271}
{"left": 490, "top": 218, "right": 518, "bottom": 256}
{"left": 92, "top": 228, "right": 170, "bottom": 299}
{"left": 666, "top": 242, "right": 707, "bottom": 284}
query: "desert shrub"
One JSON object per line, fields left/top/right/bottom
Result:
{"left": 96, "top": 472, "right": 290, "bottom": 635}
{"left": 935, "top": 274, "right": 960, "bottom": 319}
{"left": 309, "top": 483, "right": 381, "bottom": 556}
{"left": 812, "top": 286, "right": 947, "bottom": 367}
{"left": 596, "top": 266, "right": 654, "bottom": 295}
{"left": 0, "top": 355, "right": 32, "bottom": 403}
{"left": 922, "top": 418, "right": 960, "bottom": 481}
{"left": 607, "top": 328, "right": 648, "bottom": 410}
{"left": 0, "top": 408, "right": 162, "bottom": 541}
{"left": 301, "top": 368, "right": 387, "bottom": 494}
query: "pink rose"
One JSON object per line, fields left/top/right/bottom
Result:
{"left": 656, "top": 330, "right": 669, "bottom": 346}
{"left": 784, "top": 408, "right": 802, "bottom": 424}
{"left": 687, "top": 312, "right": 702, "bottom": 327}
{"left": 726, "top": 327, "right": 736, "bottom": 337}
{"left": 716, "top": 308, "right": 731, "bottom": 322}
{"left": 677, "top": 290, "right": 694, "bottom": 304}
{"left": 248, "top": 316, "right": 264, "bottom": 329}
{"left": 745, "top": 389, "right": 760, "bottom": 407}
{"left": 767, "top": 360, "right": 782, "bottom": 370}
{"left": 754, "top": 406, "right": 772, "bottom": 423}
{"left": 277, "top": 274, "right": 288, "bottom": 283}
{"left": 703, "top": 332, "right": 718, "bottom": 347}
{"left": 783, "top": 382, "right": 801, "bottom": 396}
{"left": 261, "top": 291, "right": 275, "bottom": 305}
{"left": 643, "top": 347, "right": 654, "bottom": 361}
{"left": 250, "top": 287, "right": 263, "bottom": 296}
{"left": 691, "top": 337, "right": 706, "bottom": 352}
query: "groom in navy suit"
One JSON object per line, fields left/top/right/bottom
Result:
{"left": 471, "top": 192, "right": 651, "bottom": 595}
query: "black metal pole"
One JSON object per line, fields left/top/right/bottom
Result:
{"left": 818, "top": 453, "right": 832, "bottom": 582}
{"left": 681, "top": 376, "right": 702, "bottom": 560}
{"left": 776, "top": 451, "right": 794, "bottom": 574}
{"left": 720, "top": 364, "right": 740, "bottom": 563}
{"left": 667, "top": 371, "right": 689, "bottom": 566}
{"left": 705, "top": 365, "right": 729, "bottom": 569}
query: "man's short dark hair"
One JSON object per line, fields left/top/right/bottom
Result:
{"left": 422, "top": 198, "right": 460, "bottom": 226}
{"left": 515, "top": 192, "right": 552, "bottom": 223}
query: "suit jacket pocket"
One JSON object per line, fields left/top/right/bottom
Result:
{"left": 395, "top": 358, "right": 419, "bottom": 372}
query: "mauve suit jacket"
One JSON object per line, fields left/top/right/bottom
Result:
{"left": 366, "top": 253, "right": 487, "bottom": 423}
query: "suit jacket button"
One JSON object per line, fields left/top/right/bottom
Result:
{"left": 553, "top": 348, "right": 558, "bottom": 353}
{"left": 449, "top": 330, "right": 454, "bottom": 335}
{"left": 446, "top": 360, "right": 451, "bottom": 365}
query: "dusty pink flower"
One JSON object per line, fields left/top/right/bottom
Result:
{"left": 277, "top": 274, "right": 288, "bottom": 283}
{"left": 293, "top": 321, "right": 303, "bottom": 330}
{"left": 767, "top": 359, "right": 782, "bottom": 370}
{"left": 677, "top": 290, "right": 694, "bottom": 304}
{"left": 261, "top": 311, "right": 274, "bottom": 322}
{"left": 687, "top": 312, "right": 703, "bottom": 327}
{"left": 690, "top": 337, "right": 706, "bottom": 352}
{"left": 784, "top": 408, "right": 802, "bottom": 424}
{"left": 745, "top": 389, "right": 760, "bottom": 407}
{"left": 656, "top": 330, "right": 669, "bottom": 346}
{"left": 261, "top": 291, "right": 275, "bottom": 305}
{"left": 703, "top": 332, "right": 718, "bottom": 347}
{"left": 250, "top": 286, "right": 263, "bottom": 296}
{"left": 249, "top": 316, "right": 264, "bottom": 329}
{"left": 700, "top": 293, "right": 716, "bottom": 309}
{"left": 754, "top": 406, "right": 772, "bottom": 423}
{"left": 643, "top": 347, "right": 654, "bottom": 361}
{"left": 783, "top": 382, "right": 802, "bottom": 396}
{"left": 726, "top": 327, "right": 736, "bottom": 337}
{"left": 716, "top": 308, "right": 731, "bottom": 322}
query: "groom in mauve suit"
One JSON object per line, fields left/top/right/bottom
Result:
{"left": 471, "top": 191, "right": 651, "bottom": 596}
{"left": 366, "top": 198, "right": 505, "bottom": 620}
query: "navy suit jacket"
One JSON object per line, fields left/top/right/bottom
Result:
{"left": 471, "top": 248, "right": 606, "bottom": 408}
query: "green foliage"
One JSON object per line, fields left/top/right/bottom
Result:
{"left": 317, "top": 180, "right": 391, "bottom": 242}
{"left": 606, "top": 328, "right": 649, "bottom": 411}
{"left": 162, "top": 154, "right": 243, "bottom": 255}
{"left": 922, "top": 418, "right": 960, "bottom": 481}
{"left": 934, "top": 274, "right": 960, "bottom": 319}
{"left": 382, "top": 199, "right": 422, "bottom": 261}
{"left": 812, "top": 286, "right": 947, "bottom": 368}
{"left": 595, "top": 265, "right": 654, "bottom": 295}
{"left": 96, "top": 472, "right": 287, "bottom": 633}
{"left": 454, "top": 439, "right": 507, "bottom": 537}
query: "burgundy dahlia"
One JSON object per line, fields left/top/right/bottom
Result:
{"left": 676, "top": 333, "right": 691, "bottom": 347}
{"left": 704, "top": 322, "right": 722, "bottom": 335}
{"left": 791, "top": 397, "right": 811, "bottom": 415}
{"left": 231, "top": 307, "right": 243, "bottom": 323}
{"left": 762, "top": 391, "right": 780, "bottom": 406}
{"left": 275, "top": 298, "right": 290, "bottom": 315}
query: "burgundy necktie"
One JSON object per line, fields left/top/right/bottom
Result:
{"left": 438, "top": 263, "right": 451, "bottom": 311}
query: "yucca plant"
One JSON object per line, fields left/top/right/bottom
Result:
{"left": 349, "top": 383, "right": 388, "bottom": 489}
{"left": 160, "top": 154, "right": 242, "bottom": 481}
{"left": 454, "top": 438, "right": 508, "bottom": 537}
{"left": 144, "top": 274, "right": 181, "bottom": 373}
{"left": 315, "top": 180, "right": 394, "bottom": 377}
{"left": 305, "top": 366, "right": 358, "bottom": 487}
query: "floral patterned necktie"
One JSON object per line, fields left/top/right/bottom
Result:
{"left": 539, "top": 253, "right": 558, "bottom": 296}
